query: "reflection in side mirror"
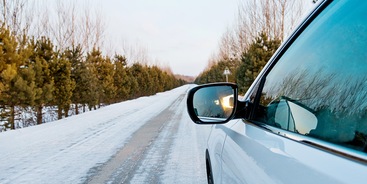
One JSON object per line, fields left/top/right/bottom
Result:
{"left": 187, "top": 83, "right": 238, "bottom": 124}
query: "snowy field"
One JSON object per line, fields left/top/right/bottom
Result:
{"left": 0, "top": 85, "right": 211, "bottom": 184}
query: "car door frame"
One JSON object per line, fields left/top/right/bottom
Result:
{"left": 219, "top": 0, "right": 367, "bottom": 183}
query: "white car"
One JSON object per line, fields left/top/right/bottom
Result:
{"left": 187, "top": 0, "right": 367, "bottom": 183}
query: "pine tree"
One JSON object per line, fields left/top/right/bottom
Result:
{"left": 194, "top": 60, "right": 238, "bottom": 84}
{"left": 86, "top": 48, "right": 116, "bottom": 106}
{"left": 83, "top": 61, "right": 99, "bottom": 111}
{"left": 151, "top": 66, "right": 164, "bottom": 93}
{"left": 65, "top": 45, "right": 84, "bottom": 114}
{"left": 17, "top": 34, "right": 36, "bottom": 109}
{"left": 99, "top": 56, "right": 116, "bottom": 105}
{"left": 127, "top": 67, "right": 139, "bottom": 99}
{"left": 129, "top": 63, "right": 150, "bottom": 97}
{"left": 29, "top": 37, "right": 55, "bottom": 125}
{"left": 50, "top": 52, "right": 75, "bottom": 119}
{"left": 86, "top": 48, "right": 103, "bottom": 107}
{"left": 0, "top": 26, "right": 35, "bottom": 130}
{"left": 113, "top": 54, "right": 130, "bottom": 102}
{"left": 237, "top": 32, "right": 281, "bottom": 94}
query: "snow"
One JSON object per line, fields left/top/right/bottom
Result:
{"left": 161, "top": 106, "right": 210, "bottom": 183}
{"left": 0, "top": 85, "right": 211, "bottom": 183}
{"left": 129, "top": 86, "right": 210, "bottom": 183}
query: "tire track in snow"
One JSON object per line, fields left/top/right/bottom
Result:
{"left": 85, "top": 93, "right": 186, "bottom": 184}
{"left": 1, "top": 105, "right": 154, "bottom": 183}
{"left": 125, "top": 92, "right": 186, "bottom": 183}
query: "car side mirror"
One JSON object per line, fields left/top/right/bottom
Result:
{"left": 187, "top": 83, "right": 238, "bottom": 124}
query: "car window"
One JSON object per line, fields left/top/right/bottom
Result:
{"left": 255, "top": 1, "right": 367, "bottom": 153}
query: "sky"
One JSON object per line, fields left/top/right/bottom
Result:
{"left": 42, "top": 0, "right": 315, "bottom": 77}
{"left": 93, "top": 0, "right": 240, "bottom": 76}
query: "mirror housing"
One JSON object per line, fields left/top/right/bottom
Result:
{"left": 187, "top": 83, "right": 241, "bottom": 124}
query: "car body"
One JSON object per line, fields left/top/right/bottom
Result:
{"left": 187, "top": 0, "right": 367, "bottom": 183}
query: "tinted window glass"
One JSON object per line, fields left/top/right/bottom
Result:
{"left": 257, "top": 1, "right": 367, "bottom": 153}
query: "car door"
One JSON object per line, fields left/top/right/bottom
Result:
{"left": 220, "top": 0, "right": 367, "bottom": 183}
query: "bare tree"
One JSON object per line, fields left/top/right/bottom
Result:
{"left": 211, "top": 0, "right": 307, "bottom": 68}
{"left": 79, "top": 3, "right": 106, "bottom": 52}
{"left": 236, "top": 0, "right": 306, "bottom": 42}
{"left": 49, "top": 0, "right": 76, "bottom": 50}
{"left": 217, "top": 28, "right": 236, "bottom": 62}
{"left": 21, "top": 1, "right": 106, "bottom": 53}
{"left": 120, "top": 40, "right": 151, "bottom": 65}
{"left": 34, "top": 3, "right": 51, "bottom": 38}
{"left": 0, "top": 0, "right": 35, "bottom": 39}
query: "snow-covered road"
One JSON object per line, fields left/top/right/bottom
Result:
{"left": 0, "top": 85, "right": 210, "bottom": 184}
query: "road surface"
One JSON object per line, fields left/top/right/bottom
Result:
{"left": 0, "top": 85, "right": 210, "bottom": 183}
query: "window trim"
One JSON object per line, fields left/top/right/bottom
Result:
{"left": 248, "top": 120, "right": 367, "bottom": 164}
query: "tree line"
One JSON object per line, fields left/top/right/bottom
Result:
{"left": 195, "top": 32, "right": 280, "bottom": 94}
{"left": 0, "top": 26, "right": 185, "bottom": 131}
{"left": 0, "top": 0, "right": 186, "bottom": 131}
{"left": 195, "top": 0, "right": 310, "bottom": 94}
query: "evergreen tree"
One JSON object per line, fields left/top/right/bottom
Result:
{"left": 86, "top": 48, "right": 103, "bottom": 108}
{"left": 0, "top": 26, "right": 35, "bottom": 130}
{"left": 194, "top": 60, "right": 238, "bottom": 84}
{"left": 29, "top": 37, "right": 54, "bottom": 125}
{"left": 237, "top": 32, "right": 281, "bottom": 94}
{"left": 99, "top": 56, "right": 116, "bottom": 105}
{"left": 0, "top": 26, "right": 19, "bottom": 129}
{"left": 126, "top": 67, "right": 139, "bottom": 99}
{"left": 151, "top": 66, "right": 164, "bottom": 93}
{"left": 129, "top": 63, "right": 151, "bottom": 97}
{"left": 80, "top": 61, "right": 99, "bottom": 112}
{"left": 86, "top": 48, "right": 116, "bottom": 106}
{"left": 113, "top": 54, "right": 130, "bottom": 102}
{"left": 65, "top": 45, "right": 84, "bottom": 114}
{"left": 50, "top": 52, "right": 75, "bottom": 119}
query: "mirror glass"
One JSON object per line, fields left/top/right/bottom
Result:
{"left": 193, "top": 86, "right": 235, "bottom": 122}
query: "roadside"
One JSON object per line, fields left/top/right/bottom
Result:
{"left": 0, "top": 85, "right": 210, "bottom": 184}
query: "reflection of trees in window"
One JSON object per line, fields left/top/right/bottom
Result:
{"left": 263, "top": 69, "right": 367, "bottom": 117}
{"left": 261, "top": 68, "right": 367, "bottom": 152}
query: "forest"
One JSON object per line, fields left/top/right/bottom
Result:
{"left": 0, "top": 1, "right": 185, "bottom": 131}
